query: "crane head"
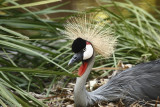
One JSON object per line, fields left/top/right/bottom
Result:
{"left": 68, "top": 37, "right": 94, "bottom": 76}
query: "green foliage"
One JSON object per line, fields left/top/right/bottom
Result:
{"left": 0, "top": 0, "right": 76, "bottom": 106}
{"left": 90, "top": 0, "right": 160, "bottom": 65}
{"left": 0, "top": 0, "right": 160, "bottom": 106}
{"left": 111, "top": 1, "right": 160, "bottom": 63}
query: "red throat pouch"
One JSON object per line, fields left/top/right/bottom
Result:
{"left": 78, "top": 62, "right": 88, "bottom": 76}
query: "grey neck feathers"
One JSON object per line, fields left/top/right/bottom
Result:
{"left": 74, "top": 53, "right": 102, "bottom": 107}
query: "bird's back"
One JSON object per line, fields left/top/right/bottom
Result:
{"left": 90, "top": 59, "right": 160, "bottom": 105}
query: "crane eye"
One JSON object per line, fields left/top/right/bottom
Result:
{"left": 83, "top": 48, "right": 86, "bottom": 52}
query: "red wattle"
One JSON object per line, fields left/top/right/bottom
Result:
{"left": 86, "top": 41, "right": 91, "bottom": 45}
{"left": 78, "top": 62, "right": 88, "bottom": 76}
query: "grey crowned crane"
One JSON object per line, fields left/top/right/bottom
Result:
{"left": 62, "top": 15, "right": 160, "bottom": 107}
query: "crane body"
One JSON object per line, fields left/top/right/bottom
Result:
{"left": 69, "top": 38, "right": 160, "bottom": 107}
{"left": 63, "top": 15, "right": 160, "bottom": 107}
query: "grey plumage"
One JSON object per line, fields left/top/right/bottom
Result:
{"left": 74, "top": 53, "right": 160, "bottom": 107}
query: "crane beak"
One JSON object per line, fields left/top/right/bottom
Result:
{"left": 68, "top": 52, "right": 83, "bottom": 66}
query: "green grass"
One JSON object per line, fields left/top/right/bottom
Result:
{"left": 0, "top": 0, "right": 160, "bottom": 106}
{"left": 0, "top": 0, "right": 76, "bottom": 106}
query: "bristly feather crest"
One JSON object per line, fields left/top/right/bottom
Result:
{"left": 62, "top": 14, "right": 117, "bottom": 58}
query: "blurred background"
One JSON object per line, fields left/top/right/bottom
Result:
{"left": 17, "top": 0, "right": 160, "bottom": 18}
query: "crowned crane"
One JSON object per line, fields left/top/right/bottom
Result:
{"left": 62, "top": 15, "right": 160, "bottom": 107}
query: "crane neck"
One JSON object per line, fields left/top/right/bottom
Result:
{"left": 74, "top": 52, "right": 95, "bottom": 107}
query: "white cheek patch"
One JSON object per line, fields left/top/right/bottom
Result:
{"left": 83, "top": 44, "right": 93, "bottom": 60}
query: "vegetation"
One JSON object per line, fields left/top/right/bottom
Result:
{"left": 0, "top": 0, "right": 160, "bottom": 106}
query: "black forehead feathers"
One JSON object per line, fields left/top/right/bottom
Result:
{"left": 72, "top": 38, "right": 86, "bottom": 53}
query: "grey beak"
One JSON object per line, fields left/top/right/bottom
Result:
{"left": 68, "top": 52, "right": 83, "bottom": 66}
